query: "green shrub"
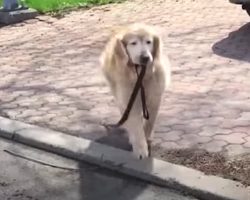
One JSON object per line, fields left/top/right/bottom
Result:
{"left": 0, "top": 0, "right": 123, "bottom": 13}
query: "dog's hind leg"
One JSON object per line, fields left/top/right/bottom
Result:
{"left": 144, "top": 102, "right": 160, "bottom": 139}
{"left": 144, "top": 105, "right": 160, "bottom": 156}
{"left": 143, "top": 89, "right": 162, "bottom": 156}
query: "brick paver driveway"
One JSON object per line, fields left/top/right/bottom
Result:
{"left": 0, "top": 0, "right": 250, "bottom": 158}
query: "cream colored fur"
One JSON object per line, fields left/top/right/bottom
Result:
{"left": 100, "top": 23, "right": 171, "bottom": 159}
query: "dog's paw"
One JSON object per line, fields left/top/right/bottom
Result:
{"left": 132, "top": 141, "right": 149, "bottom": 160}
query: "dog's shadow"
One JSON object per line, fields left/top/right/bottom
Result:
{"left": 212, "top": 22, "right": 250, "bottom": 62}
{"left": 96, "top": 126, "right": 132, "bottom": 151}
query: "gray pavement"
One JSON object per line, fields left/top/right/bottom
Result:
{"left": 0, "top": 138, "right": 198, "bottom": 200}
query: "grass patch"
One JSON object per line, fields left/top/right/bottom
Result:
{"left": 0, "top": 0, "right": 123, "bottom": 13}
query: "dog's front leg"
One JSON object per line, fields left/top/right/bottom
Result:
{"left": 121, "top": 100, "right": 149, "bottom": 159}
{"left": 115, "top": 85, "right": 148, "bottom": 159}
{"left": 124, "top": 112, "right": 149, "bottom": 159}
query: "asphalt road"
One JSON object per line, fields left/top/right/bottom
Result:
{"left": 0, "top": 138, "right": 199, "bottom": 200}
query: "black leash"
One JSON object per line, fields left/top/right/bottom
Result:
{"left": 105, "top": 64, "right": 149, "bottom": 128}
{"left": 135, "top": 65, "right": 149, "bottom": 121}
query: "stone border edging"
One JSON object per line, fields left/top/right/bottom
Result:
{"left": 0, "top": 116, "right": 249, "bottom": 200}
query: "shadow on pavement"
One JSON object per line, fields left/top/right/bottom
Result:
{"left": 212, "top": 22, "right": 250, "bottom": 62}
{"left": 78, "top": 134, "right": 153, "bottom": 200}
{"left": 95, "top": 127, "right": 132, "bottom": 151}
{"left": 0, "top": 138, "right": 153, "bottom": 200}
{"left": 78, "top": 161, "right": 150, "bottom": 200}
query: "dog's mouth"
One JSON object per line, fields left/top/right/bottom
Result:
{"left": 131, "top": 64, "right": 145, "bottom": 71}
{"left": 127, "top": 55, "right": 152, "bottom": 68}
{"left": 127, "top": 59, "right": 136, "bottom": 68}
{"left": 127, "top": 57, "right": 149, "bottom": 69}
{"left": 128, "top": 62, "right": 146, "bottom": 68}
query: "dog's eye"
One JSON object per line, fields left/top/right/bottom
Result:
{"left": 131, "top": 42, "right": 137, "bottom": 46}
{"left": 146, "top": 40, "right": 152, "bottom": 45}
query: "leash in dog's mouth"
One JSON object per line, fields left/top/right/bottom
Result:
{"left": 103, "top": 64, "right": 149, "bottom": 129}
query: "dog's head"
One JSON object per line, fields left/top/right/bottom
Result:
{"left": 113, "top": 24, "right": 162, "bottom": 67}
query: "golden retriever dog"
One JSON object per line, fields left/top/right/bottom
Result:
{"left": 100, "top": 23, "right": 171, "bottom": 159}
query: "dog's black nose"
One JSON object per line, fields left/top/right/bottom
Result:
{"left": 140, "top": 55, "right": 150, "bottom": 65}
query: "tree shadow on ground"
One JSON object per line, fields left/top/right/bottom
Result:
{"left": 212, "top": 22, "right": 250, "bottom": 62}
{"left": 77, "top": 129, "right": 157, "bottom": 200}
{"left": 78, "top": 136, "right": 154, "bottom": 200}
{"left": 79, "top": 161, "right": 150, "bottom": 200}
{"left": 96, "top": 126, "right": 131, "bottom": 151}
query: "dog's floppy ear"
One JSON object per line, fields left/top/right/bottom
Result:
{"left": 114, "top": 38, "right": 127, "bottom": 58}
{"left": 113, "top": 37, "right": 129, "bottom": 64}
{"left": 153, "top": 35, "right": 162, "bottom": 60}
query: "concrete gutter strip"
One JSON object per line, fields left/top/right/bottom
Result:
{"left": 0, "top": 116, "right": 249, "bottom": 200}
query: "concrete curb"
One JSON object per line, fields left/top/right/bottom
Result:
{"left": 0, "top": 116, "right": 249, "bottom": 200}
{"left": 0, "top": 9, "right": 38, "bottom": 25}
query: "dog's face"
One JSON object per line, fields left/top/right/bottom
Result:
{"left": 113, "top": 24, "right": 161, "bottom": 67}
{"left": 123, "top": 33, "right": 154, "bottom": 66}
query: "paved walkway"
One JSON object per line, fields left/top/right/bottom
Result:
{"left": 0, "top": 0, "right": 250, "bottom": 158}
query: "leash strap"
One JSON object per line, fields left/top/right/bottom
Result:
{"left": 105, "top": 64, "right": 149, "bottom": 128}
{"left": 135, "top": 66, "right": 149, "bottom": 120}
